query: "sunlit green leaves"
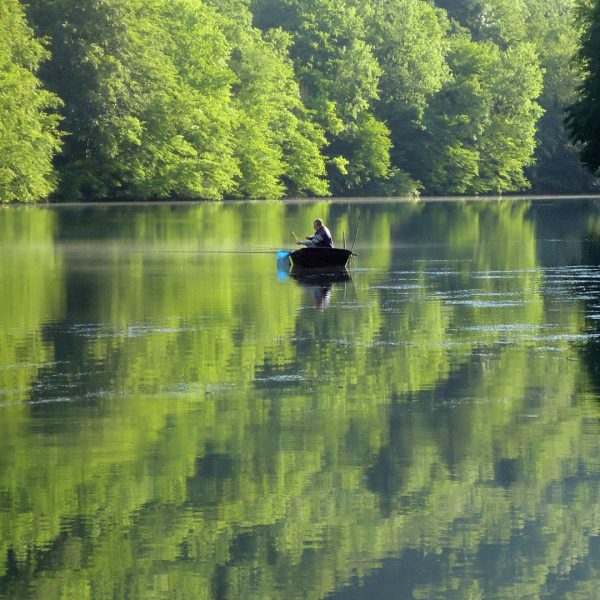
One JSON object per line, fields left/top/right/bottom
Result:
{"left": 220, "top": 8, "right": 328, "bottom": 198}
{"left": 0, "top": 0, "right": 62, "bottom": 202}
{"left": 26, "top": 0, "right": 242, "bottom": 200}
{"left": 254, "top": 0, "right": 392, "bottom": 195}
{"left": 0, "top": 0, "right": 590, "bottom": 200}
{"left": 438, "top": 0, "right": 593, "bottom": 193}
{"left": 394, "top": 25, "right": 543, "bottom": 193}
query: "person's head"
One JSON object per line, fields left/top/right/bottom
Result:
{"left": 313, "top": 219, "right": 323, "bottom": 230}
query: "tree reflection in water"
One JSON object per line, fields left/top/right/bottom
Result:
{"left": 1, "top": 200, "right": 600, "bottom": 600}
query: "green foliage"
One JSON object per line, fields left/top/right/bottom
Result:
{"left": 27, "top": 0, "right": 241, "bottom": 200}
{"left": 0, "top": 0, "right": 592, "bottom": 200}
{"left": 364, "top": 0, "right": 450, "bottom": 193}
{"left": 438, "top": 0, "right": 597, "bottom": 193}
{"left": 525, "top": 1, "right": 596, "bottom": 191}
{"left": 566, "top": 0, "right": 600, "bottom": 175}
{"left": 215, "top": 4, "right": 329, "bottom": 198}
{"left": 251, "top": 0, "right": 549, "bottom": 195}
{"left": 21, "top": 0, "right": 327, "bottom": 201}
{"left": 517, "top": 0, "right": 596, "bottom": 191}
{"left": 0, "top": 0, "right": 62, "bottom": 203}
{"left": 475, "top": 43, "right": 544, "bottom": 191}
{"left": 437, "top": 0, "right": 529, "bottom": 47}
{"left": 396, "top": 5, "right": 544, "bottom": 193}
{"left": 367, "top": 0, "right": 451, "bottom": 119}
{"left": 328, "top": 114, "right": 392, "bottom": 194}
{"left": 253, "top": 0, "right": 399, "bottom": 196}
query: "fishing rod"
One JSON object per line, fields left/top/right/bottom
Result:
{"left": 150, "top": 249, "right": 289, "bottom": 255}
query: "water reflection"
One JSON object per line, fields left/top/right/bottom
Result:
{"left": 0, "top": 200, "right": 600, "bottom": 599}
{"left": 290, "top": 268, "right": 352, "bottom": 309}
{"left": 582, "top": 214, "right": 600, "bottom": 398}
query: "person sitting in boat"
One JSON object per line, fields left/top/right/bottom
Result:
{"left": 297, "top": 219, "right": 334, "bottom": 248}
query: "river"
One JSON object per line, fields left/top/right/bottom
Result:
{"left": 1, "top": 198, "right": 600, "bottom": 599}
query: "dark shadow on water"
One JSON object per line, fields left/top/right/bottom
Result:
{"left": 494, "top": 457, "right": 521, "bottom": 488}
{"left": 581, "top": 232, "right": 600, "bottom": 398}
{"left": 290, "top": 266, "right": 351, "bottom": 285}
{"left": 187, "top": 452, "right": 236, "bottom": 507}
{"left": 582, "top": 341, "right": 600, "bottom": 399}
{"left": 290, "top": 267, "right": 352, "bottom": 309}
{"left": 277, "top": 253, "right": 353, "bottom": 309}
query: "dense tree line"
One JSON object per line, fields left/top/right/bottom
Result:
{"left": 0, "top": 0, "right": 595, "bottom": 202}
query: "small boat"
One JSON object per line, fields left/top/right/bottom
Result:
{"left": 289, "top": 247, "right": 353, "bottom": 268}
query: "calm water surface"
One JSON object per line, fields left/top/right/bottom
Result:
{"left": 1, "top": 199, "right": 600, "bottom": 599}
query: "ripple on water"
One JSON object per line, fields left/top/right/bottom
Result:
{"left": 43, "top": 322, "right": 205, "bottom": 339}
{"left": 371, "top": 284, "right": 422, "bottom": 290}
{"left": 254, "top": 374, "right": 306, "bottom": 383}
{"left": 463, "top": 324, "right": 545, "bottom": 332}
{"left": 444, "top": 300, "right": 525, "bottom": 308}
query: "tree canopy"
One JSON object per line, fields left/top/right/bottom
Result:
{"left": 566, "top": 0, "right": 600, "bottom": 176}
{"left": 0, "top": 0, "right": 594, "bottom": 201}
{"left": 0, "top": 0, "right": 62, "bottom": 202}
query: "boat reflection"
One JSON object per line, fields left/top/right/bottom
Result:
{"left": 290, "top": 267, "right": 352, "bottom": 309}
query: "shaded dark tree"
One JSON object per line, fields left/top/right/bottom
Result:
{"left": 566, "top": 0, "right": 600, "bottom": 175}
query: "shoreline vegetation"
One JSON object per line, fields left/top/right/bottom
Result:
{"left": 1, "top": 0, "right": 599, "bottom": 204}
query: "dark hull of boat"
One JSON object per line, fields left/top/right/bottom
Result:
{"left": 289, "top": 247, "right": 352, "bottom": 268}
